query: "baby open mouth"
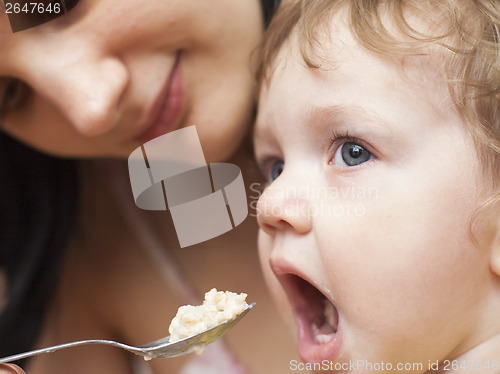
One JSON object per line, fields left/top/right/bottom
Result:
{"left": 285, "top": 275, "right": 339, "bottom": 345}
{"left": 313, "top": 299, "right": 338, "bottom": 343}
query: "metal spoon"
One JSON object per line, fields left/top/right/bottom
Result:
{"left": 0, "top": 302, "right": 255, "bottom": 363}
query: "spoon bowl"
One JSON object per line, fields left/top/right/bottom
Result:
{"left": 0, "top": 302, "right": 255, "bottom": 363}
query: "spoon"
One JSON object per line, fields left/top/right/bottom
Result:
{"left": 0, "top": 302, "right": 255, "bottom": 363}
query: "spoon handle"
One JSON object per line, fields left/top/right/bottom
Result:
{"left": 0, "top": 339, "right": 140, "bottom": 364}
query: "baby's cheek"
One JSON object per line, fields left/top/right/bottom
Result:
{"left": 257, "top": 231, "right": 297, "bottom": 337}
{"left": 257, "top": 230, "right": 272, "bottom": 271}
{"left": 257, "top": 232, "right": 281, "bottom": 303}
{"left": 319, "top": 182, "right": 487, "bottom": 356}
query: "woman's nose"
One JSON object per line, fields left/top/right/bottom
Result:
{"left": 257, "top": 175, "right": 313, "bottom": 236}
{"left": 22, "top": 45, "right": 129, "bottom": 136}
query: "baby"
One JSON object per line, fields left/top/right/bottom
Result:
{"left": 253, "top": 0, "right": 500, "bottom": 373}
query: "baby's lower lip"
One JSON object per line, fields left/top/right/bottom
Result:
{"left": 296, "top": 307, "right": 342, "bottom": 364}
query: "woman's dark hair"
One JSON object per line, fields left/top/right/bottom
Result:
{"left": 261, "top": 0, "right": 281, "bottom": 27}
{"left": 0, "top": 133, "right": 79, "bottom": 362}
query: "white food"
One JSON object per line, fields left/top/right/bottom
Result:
{"left": 168, "top": 288, "right": 248, "bottom": 353}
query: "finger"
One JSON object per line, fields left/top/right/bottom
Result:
{"left": 0, "top": 363, "right": 26, "bottom": 374}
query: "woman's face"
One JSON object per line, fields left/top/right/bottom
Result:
{"left": 0, "top": 0, "right": 263, "bottom": 160}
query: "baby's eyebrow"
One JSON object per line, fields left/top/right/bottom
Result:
{"left": 307, "top": 104, "right": 393, "bottom": 134}
{"left": 253, "top": 123, "right": 275, "bottom": 153}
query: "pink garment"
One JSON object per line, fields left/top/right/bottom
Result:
{"left": 178, "top": 341, "right": 249, "bottom": 374}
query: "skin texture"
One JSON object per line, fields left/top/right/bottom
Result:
{"left": 0, "top": 0, "right": 262, "bottom": 161}
{"left": 254, "top": 12, "right": 500, "bottom": 374}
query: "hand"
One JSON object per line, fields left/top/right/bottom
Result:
{"left": 0, "top": 364, "right": 25, "bottom": 374}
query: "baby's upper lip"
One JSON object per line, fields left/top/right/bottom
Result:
{"left": 270, "top": 255, "right": 332, "bottom": 309}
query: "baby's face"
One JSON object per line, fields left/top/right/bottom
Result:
{"left": 254, "top": 21, "right": 495, "bottom": 372}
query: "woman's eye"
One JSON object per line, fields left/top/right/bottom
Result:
{"left": 333, "top": 142, "right": 372, "bottom": 167}
{"left": 1, "top": 79, "right": 30, "bottom": 112}
{"left": 268, "top": 160, "right": 284, "bottom": 182}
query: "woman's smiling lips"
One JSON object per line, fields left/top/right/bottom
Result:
{"left": 270, "top": 256, "right": 343, "bottom": 365}
{"left": 134, "top": 52, "right": 184, "bottom": 143}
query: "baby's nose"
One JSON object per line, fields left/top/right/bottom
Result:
{"left": 256, "top": 178, "right": 313, "bottom": 236}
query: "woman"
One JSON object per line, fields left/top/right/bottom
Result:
{"left": 0, "top": 1, "right": 298, "bottom": 373}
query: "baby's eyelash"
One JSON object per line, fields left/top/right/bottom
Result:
{"left": 328, "top": 130, "right": 375, "bottom": 154}
{"left": 328, "top": 130, "right": 358, "bottom": 146}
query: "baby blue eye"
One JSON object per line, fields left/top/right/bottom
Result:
{"left": 268, "top": 160, "right": 284, "bottom": 182}
{"left": 334, "top": 142, "right": 372, "bottom": 167}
